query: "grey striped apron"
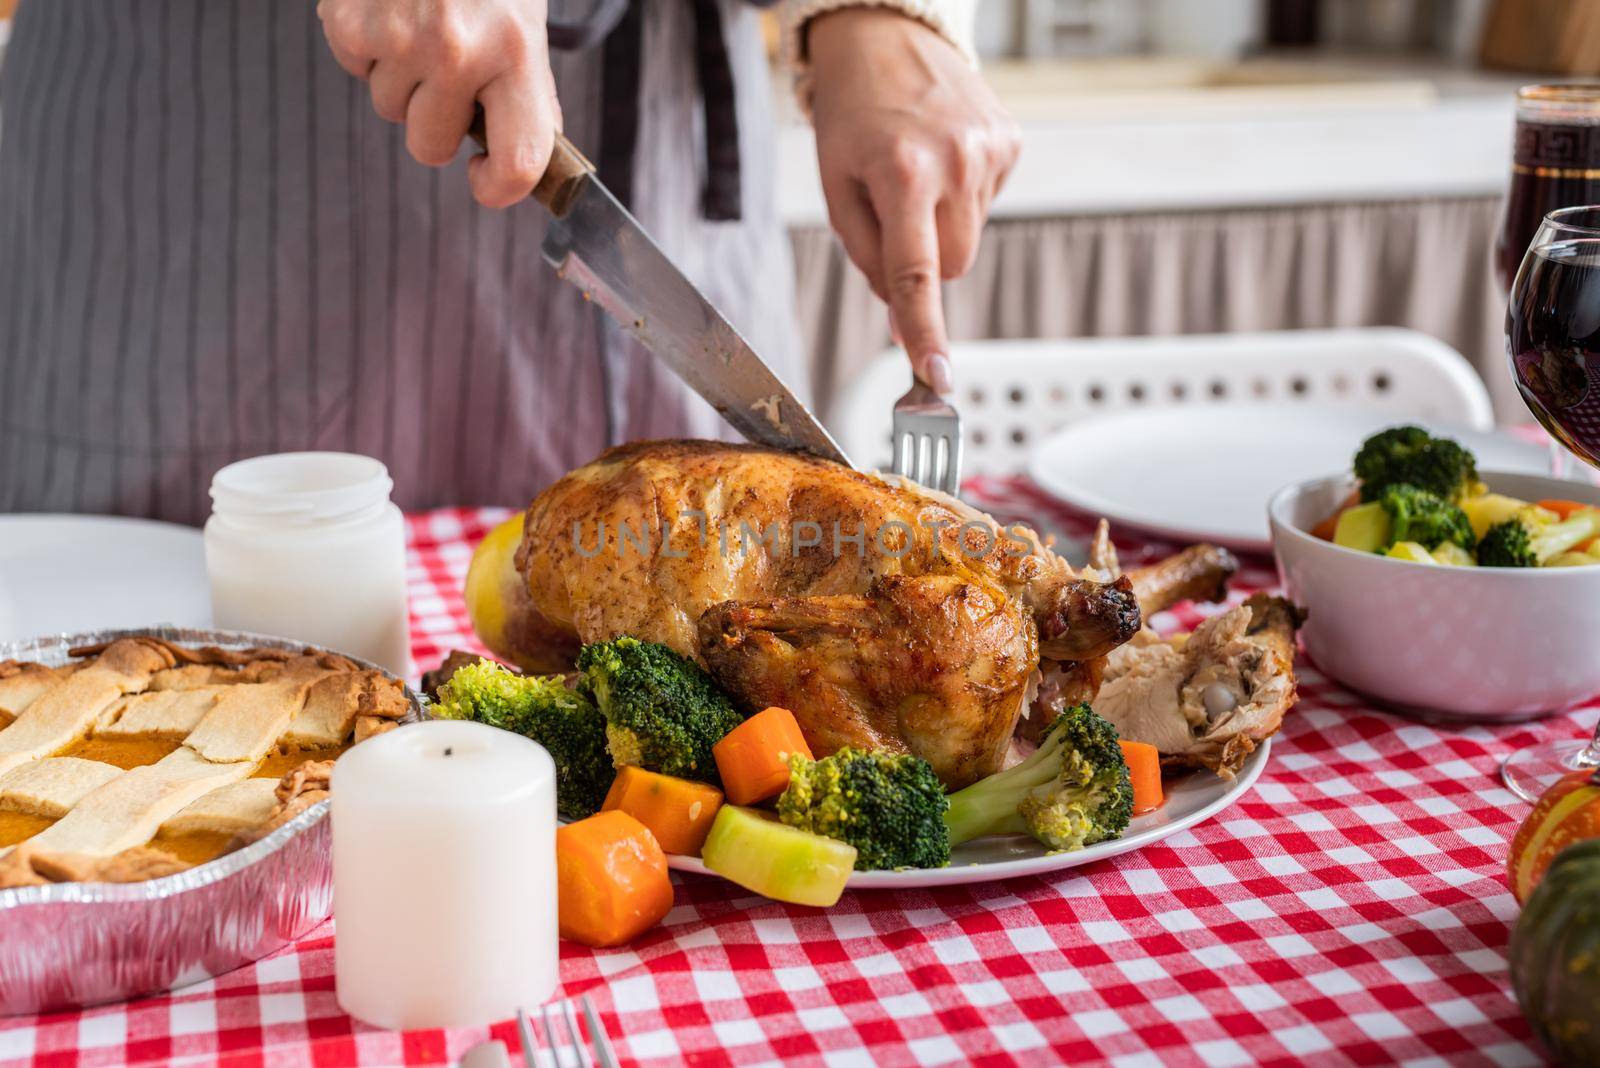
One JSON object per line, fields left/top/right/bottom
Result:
{"left": 0, "top": 0, "right": 802, "bottom": 524}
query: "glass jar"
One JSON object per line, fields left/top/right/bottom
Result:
{"left": 1496, "top": 85, "right": 1600, "bottom": 291}
{"left": 204, "top": 453, "right": 410, "bottom": 675}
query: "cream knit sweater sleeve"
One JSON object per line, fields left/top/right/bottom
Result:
{"left": 780, "top": 0, "right": 978, "bottom": 112}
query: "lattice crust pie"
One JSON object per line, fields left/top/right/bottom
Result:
{"left": 0, "top": 637, "right": 409, "bottom": 889}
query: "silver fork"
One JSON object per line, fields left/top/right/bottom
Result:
{"left": 516, "top": 997, "right": 618, "bottom": 1068}
{"left": 891, "top": 379, "right": 963, "bottom": 495}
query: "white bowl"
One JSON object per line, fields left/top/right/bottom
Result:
{"left": 1269, "top": 469, "right": 1600, "bottom": 721}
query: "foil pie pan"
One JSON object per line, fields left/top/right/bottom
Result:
{"left": 0, "top": 626, "right": 425, "bottom": 1015}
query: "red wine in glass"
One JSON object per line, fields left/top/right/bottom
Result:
{"left": 1507, "top": 226, "right": 1600, "bottom": 469}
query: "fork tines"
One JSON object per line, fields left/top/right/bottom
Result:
{"left": 891, "top": 381, "right": 964, "bottom": 495}
{"left": 517, "top": 995, "right": 617, "bottom": 1068}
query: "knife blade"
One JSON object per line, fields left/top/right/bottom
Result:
{"left": 472, "top": 122, "right": 849, "bottom": 465}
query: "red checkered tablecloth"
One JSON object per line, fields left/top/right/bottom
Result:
{"left": 3, "top": 478, "right": 1586, "bottom": 1067}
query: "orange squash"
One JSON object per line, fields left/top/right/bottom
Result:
{"left": 601, "top": 766, "right": 724, "bottom": 856}
{"left": 1509, "top": 768, "right": 1600, "bottom": 904}
{"left": 556, "top": 810, "right": 674, "bottom": 947}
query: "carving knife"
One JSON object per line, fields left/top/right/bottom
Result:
{"left": 474, "top": 122, "right": 850, "bottom": 465}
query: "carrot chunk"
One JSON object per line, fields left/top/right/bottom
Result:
{"left": 1538, "top": 499, "right": 1597, "bottom": 520}
{"left": 1119, "top": 740, "right": 1164, "bottom": 816}
{"left": 601, "top": 766, "right": 724, "bottom": 856}
{"left": 556, "top": 810, "right": 674, "bottom": 947}
{"left": 712, "top": 706, "right": 814, "bottom": 806}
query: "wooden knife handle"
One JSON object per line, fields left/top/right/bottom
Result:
{"left": 468, "top": 104, "right": 593, "bottom": 217}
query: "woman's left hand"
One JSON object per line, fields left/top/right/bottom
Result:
{"left": 808, "top": 8, "right": 1020, "bottom": 395}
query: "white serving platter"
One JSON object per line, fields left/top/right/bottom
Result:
{"left": 669, "top": 738, "right": 1269, "bottom": 890}
{"left": 0, "top": 515, "right": 211, "bottom": 642}
{"left": 1026, "top": 407, "right": 1554, "bottom": 552}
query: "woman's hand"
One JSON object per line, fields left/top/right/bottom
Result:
{"left": 318, "top": 0, "right": 560, "bottom": 208}
{"left": 808, "top": 9, "right": 1019, "bottom": 394}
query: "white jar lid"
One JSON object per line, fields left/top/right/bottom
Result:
{"left": 209, "top": 452, "right": 394, "bottom": 524}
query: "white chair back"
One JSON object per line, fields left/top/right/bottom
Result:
{"left": 830, "top": 328, "right": 1495, "bottom": 475}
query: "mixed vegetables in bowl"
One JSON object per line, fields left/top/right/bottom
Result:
{"left": 1269, "top": 433, "right": 1600, "bottom": 719}
{"left": 1313, "top": 425, "right": 1600, "bottom": 568}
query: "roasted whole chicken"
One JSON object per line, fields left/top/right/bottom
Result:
{"left": 472, "top": 440, "right": 1294, "bottom": 789}
{"left": 487, "top": 441, "right": 1140, "bottom": 787}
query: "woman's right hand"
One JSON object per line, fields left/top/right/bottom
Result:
{"left": 318, "top": 0, "right": 560, "bottom": 208}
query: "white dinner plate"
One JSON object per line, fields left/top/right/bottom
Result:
{"left": 669, "top": 738, "right": 1269, "bottom": 889}
{"left": 0, "top": 515, "right": 211, "bottom": 642}
{"left": 1027, "top": 406, "right": 1556, "bottom": 552}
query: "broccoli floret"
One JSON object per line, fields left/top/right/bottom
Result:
{"left": 944, "top": 704, "right": 1132, "bottom": 852}
{"left": 577, "top": 637, "right": 744, "bottom": 784}
{"left": 1477, "top": 507, "right": 1600, "bottom": 567}
{"left": 1354, "top": 425, "right": 1479, "bottom": 503}
{"left": 776, "top": 748, "right": 950, "bottom": 870}
{"left": 434, "top": 658, "right": 614, "bottom": 819}
{"left": 1378, "top": 483, "right": 1476, "bottom": 551}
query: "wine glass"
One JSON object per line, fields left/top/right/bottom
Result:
{"left": 1501, "top": 205, "right": 1600, "bottom": 803}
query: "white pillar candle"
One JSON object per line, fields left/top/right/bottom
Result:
{"left": 333, "top": 720, "right": 558, "bottom": 1030}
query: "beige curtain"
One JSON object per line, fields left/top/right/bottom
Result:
{"left": 793, "top": 195, "right": 1514, "bottom": 421}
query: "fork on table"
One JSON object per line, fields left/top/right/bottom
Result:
{"left": 517, "top": 997, "right": 616, "bottom": 1068}
{"left": 458, "top": 996, "right": 616, "bottom": 1068}
{"left": 891, "top": 378, "right": 963, "bottom": 495}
